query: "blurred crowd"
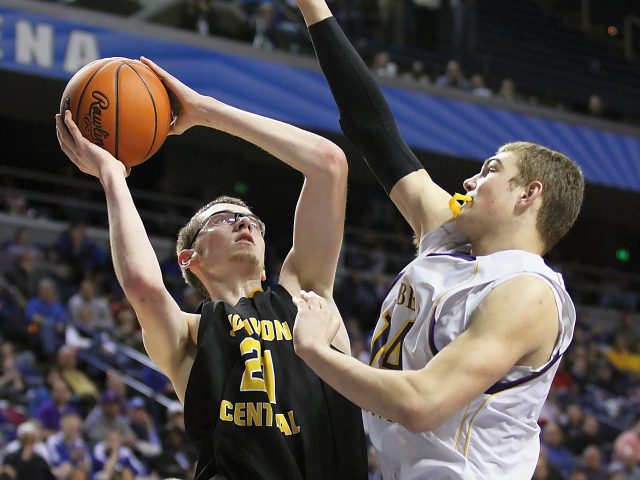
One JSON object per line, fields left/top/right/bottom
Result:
{"left": 176, "top": 0, "right": 615, "bottom": 121}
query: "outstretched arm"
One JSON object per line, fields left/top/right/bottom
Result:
{"left": 296, "top": 1, "right": 453, "bottom": 239}
{"left": 142, "top": 58, "right": 350, "bottom": 351}
{"left": 55, "top": 112, "right": 196, "bottom": 403}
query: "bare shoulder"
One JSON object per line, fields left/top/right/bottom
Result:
{"left": 470, "top": 275, "right": 559, "bottom": 367}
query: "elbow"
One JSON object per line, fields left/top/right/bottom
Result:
{"left": 397, "top": 398, "right": 443, "bottom": 433}
{"left": 121, "top": 275, "right": 166, "bottom": 306}
{"left": 314, "top": 139, "right": 348, "bottom": 182}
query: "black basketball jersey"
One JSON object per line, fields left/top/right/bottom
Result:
{"left": 184, "top": 285, "right": 367, "bottom": 480}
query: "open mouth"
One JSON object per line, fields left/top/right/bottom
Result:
{"left": 236, "top": 234, "right": 254, "bottom": 244}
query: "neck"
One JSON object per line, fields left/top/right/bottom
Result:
{"left": 469, "top": 226, "right": 545, "bottom": 257}
{"left": 204, "top": 278, "right": 264, "bottom": 305}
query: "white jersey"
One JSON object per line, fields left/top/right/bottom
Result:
{"left": 366, "top": 223, "right": 576, "bottom": 480}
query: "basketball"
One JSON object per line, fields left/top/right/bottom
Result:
{"left": 60, "top": 57, "right": 171, "bottom": 168}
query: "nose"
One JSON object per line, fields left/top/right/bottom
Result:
{"left": 234, "top": 215, "right": 254, "bottom": 232}
{"left": 463, "top": 175, "right": 476, "bottom": 192}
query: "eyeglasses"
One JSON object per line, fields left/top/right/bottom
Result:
{"left": 188, "top": 210, "right": 266, "bottom": 249}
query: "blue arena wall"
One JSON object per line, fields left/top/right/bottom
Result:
{"left": 1, "top": 0, "right": 639, "bottom": 192}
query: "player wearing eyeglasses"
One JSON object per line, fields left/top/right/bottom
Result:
{"left": 55, "top": 58, "right": 367, "bottom": 480}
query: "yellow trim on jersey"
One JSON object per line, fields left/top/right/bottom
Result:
{"left": 454, "top": 403, "right": 472, "bottom": 450}
{"left": 382, "top": 320, "right": 415, "bottom": 367}
{"left": 369, "top": 311, "right": 391, "bottom": 367}
{"left": 247, "top": 287, "right": 263, "bottom": 299}
{"left": 463, "top": 394, "right": 496, "bottom": 457}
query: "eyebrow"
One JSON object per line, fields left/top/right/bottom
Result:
{"left": 482, "top": 157, "right": 503, "bottom": 169}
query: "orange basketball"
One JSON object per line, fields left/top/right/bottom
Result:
{"left": 60, "top": 57, "right": 171, "bottom": 168}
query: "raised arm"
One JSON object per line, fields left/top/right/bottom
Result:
{"left": 55, "top": 112, "right": 196, "bottom": 403}
{"left": 142, "top": 58, "right": 349, "bottom": 350}
{"left": 295, "top": 0, "right": 453, "bottom": 239}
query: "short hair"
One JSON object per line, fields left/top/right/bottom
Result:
{"left": 176, "top": 196, "right": 251, "bottom": 297}
{"left": 498, "top": 142, "right": 584, "bottom": 253}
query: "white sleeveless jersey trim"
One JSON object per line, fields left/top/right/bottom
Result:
{"left": 366, "top": 223, "right": 576, "bottom": 480}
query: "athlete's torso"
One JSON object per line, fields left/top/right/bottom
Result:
{"left": 367, "top": 224, "right": 576, "bottom": 480}
{"left": 184, "top": 285, "right": 367, "bottom": 480}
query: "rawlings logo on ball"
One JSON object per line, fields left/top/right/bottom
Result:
{"left": 61, "top": 57, "right": 171, "bottom": 167}
{"left": 81, "top": 91, "right": 110, "bottom": 147}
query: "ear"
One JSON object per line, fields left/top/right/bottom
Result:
{"left": 261, "top": 269, "right": 267, "bottom": 282}
{"left": 518, "top": 181, "right": 543, "bottom": 207}
{"left": 177, "top": 249, "right": 198, "bottom": 270}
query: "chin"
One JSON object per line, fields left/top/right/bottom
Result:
{"left": 229, "top": 252, "right": 261, "bottom": 269}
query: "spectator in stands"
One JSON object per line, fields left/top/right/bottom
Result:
{"left": 65, "top": 305, "right": 99, "bottom": 350}
{"left": 251, "top": 2, "right": 276, "bottom": 50}
{"left": 570, "top": 469, "right": 589, "bottom": 480}
{"left": 126, "top": 397, "right": 161, "bottom": 462}
{"left": 603, "top": 332, "right": 640, "bottom": 376}
{"left": 614, "top": 420, "right": 640, "bottom": 464}
{"left": 84, "top": 390, "right": 136, "bottom": 447}
{"left": 6, "top": 251, "right": 42, "bottom": 307}
{"left": 34, "top": 379, "right": 79, "bottom": 438}
{"left": 470, "top": 73, "right": 492, "bottom": 97}
{"left": 496, "top": 77, "right": 520, "bottom": 102}
{"left": 183, "top": 0, "right": 211, "bottom": 35}
{"left": 563, "top": 403, "right": 586, "bottom": 453}
{"left": 533, "top": 445, "right": 564, "bottom": 480}
{"left": 592, "top": 360, "right": 620, "bottom": 394}
{"left": 399, "top": 60, "right": 431, "bottom": 85}
{"left": 54, "top": 222, "right": 107, "bottom": 284}
{"left": 103, "top": 372, "right": 128, "bottom": 409}
{"left": 2, "top": 227, "right": 42, "bottom": 262}
{"left": 155, "top": 424, "right": 194, "bottom": 478}
{"left": 608, "top": 444, "right": 640, "bottom": 479}
{"left": 0, "top": 278, "right": 23, "bottom": 342}
{"left": 435, "top": 59, "right": 470, "bottom": 89}
{"left": 0, "top": 342, "right": 27, "bottom": 406}
{"left": 588, "top": 94, "right": 605, "bottom": 117}
{"left": 371, "top": 50, "right": 398, "bottom": 78}
{"left": 161, "top": 400, "right": 197, "bottom": 465}
{"left": 55, "top": 346, "right": 99, "bottom": 405}
{"left": 377, "top": 0, "right": 406, "bottom": 45}
{"left": 67, "top": 279, "right": 113, "bottom": 330}
{"left": 46, "top": 412, "right": 91, "bottom": 480}
{"left": 580, "top": 445, "right": 607, "bottom": 480}
{"left": 543, "top": 421, "right": 577, "bottom": 478}
{"left": 1, "top": 191, "right": 30, "bottom": 217}
{"left": 24, "top": 278, "right": 68, "bottom": 359}
{"left": 572, "top": 414, "right": 606, "bottom": 456}
{"left": 3, "top": 421, "right": 54, "bottom": 479}
{"left": 112, "top": 307, "right": 144, "bottom": 352}
{"left": 91, "top": 429, "right": 147, "bottom": 480}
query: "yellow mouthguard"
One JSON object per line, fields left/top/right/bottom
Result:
{"left": 449, "top": 193, "right": 473, "bottom": 218}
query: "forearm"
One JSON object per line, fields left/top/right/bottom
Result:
{"left": 297, "top": 343, "right": 436, "bottom": 431}
{"left": 197, "top": 96, "right": 344, "bottom": 177}
{"left": 99, "top": 167, "right": 164, "bottom": 296}
{"left": 299, "top": 8, "right": 422, "bottom": 193}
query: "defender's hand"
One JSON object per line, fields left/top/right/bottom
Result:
{"left": 56, "top": 111, "right": 128, "bottom": 179}
{"left": 140, "top": 56, "right": 205, "bottom": 136}
{"left": 292, "top": 290, "right": 339, "bottom": 358}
